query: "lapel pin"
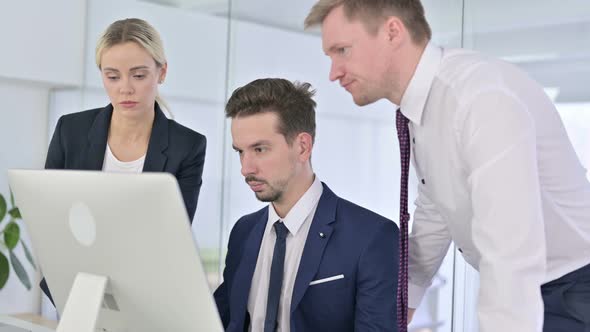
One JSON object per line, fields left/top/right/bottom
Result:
{"left": 319, "top": 232, "right": 325, "bottom": 238}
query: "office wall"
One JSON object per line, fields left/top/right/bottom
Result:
{"left": 0, "top": 0, "right": 84, "bottom": 313}
{"left": 0, "top": 79, "right": 49, "bottom": 313}
{"left": 0, "top": 0, "right": 85, "bottom": 86}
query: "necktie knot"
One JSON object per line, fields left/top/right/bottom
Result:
{"left": 274, "top": 221, "right": 289, "bottom": 241}
{"left": 396, "top": 108, "right": 410, "bottom": 136}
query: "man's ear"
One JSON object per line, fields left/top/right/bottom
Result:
{"left": 296, "top": 132, "right": 313, "bottom": 162}
{"left": 384, "top": 16, "right": 406, "bottom": 45}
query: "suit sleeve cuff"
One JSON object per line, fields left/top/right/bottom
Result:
{"left": 408, "top": 282, "right": 428, "bottom": 309}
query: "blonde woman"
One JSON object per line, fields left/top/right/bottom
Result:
{"left": 43, "top": 18, "right": 206, "bottom": 303}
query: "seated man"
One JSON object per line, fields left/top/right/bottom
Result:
{"left": 214, "top": 78, "right": 399, "bottom": 332}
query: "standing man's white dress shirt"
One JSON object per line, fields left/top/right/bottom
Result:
{"left": 247, "top": 176, "right": 323, "bottom": 332}
{"left": 404, "top": 42, "right": 590, "bottom": 332}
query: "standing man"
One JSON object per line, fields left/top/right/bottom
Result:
{"left": 214, "top": 78, "right": 399, "bottom": 331}
{"left": 305, "top": 1, "right": 590, "bottom": 331}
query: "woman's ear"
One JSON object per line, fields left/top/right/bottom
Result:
{"left": 158, "top": 62, "right": 168, "bottom": 84}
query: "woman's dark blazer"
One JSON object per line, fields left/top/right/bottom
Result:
{"left": 41, "top": 103, "right": 206, "bottom": 304}
{"left": 45, "top": 103, "right": 206, "bottom": 221}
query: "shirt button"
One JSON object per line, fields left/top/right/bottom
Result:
{"left": 421, "top": 179, "right": 426, "bottom": 185}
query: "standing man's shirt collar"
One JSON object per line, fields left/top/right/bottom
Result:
{"left": 267, "top": 175, "right": 323, "bottom": 236}
{"left": 400, "top": 41, "right": 443, "bottom": 126}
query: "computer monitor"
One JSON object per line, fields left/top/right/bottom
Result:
{"left": 8, "top": 170, "right": 223, "bottom": 332}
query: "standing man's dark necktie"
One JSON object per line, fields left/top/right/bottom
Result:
{"left": 396, "top": 108, "right": 410, "bottom": 332}
{"left": 264, "top": 221, "right": 289, "bottom": 332}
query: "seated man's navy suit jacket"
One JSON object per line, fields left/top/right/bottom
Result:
{"left": 214, "top": 183, "right": 399, "bottom": 332}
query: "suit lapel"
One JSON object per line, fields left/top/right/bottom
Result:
{"left": 84, "top": 105, "right": 112, "bottom": 170}
{"left": 230, "top": 209, "right": 268, "bottom": 326}
{"left": 143, "top": 104, "right": 169, "bottom": 172}
{"left": 290, "top": 183, "right": 338, "bottom": 313}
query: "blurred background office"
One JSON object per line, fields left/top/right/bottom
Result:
{"left": 0, "top": 0, "right": 588, "bottom": 331}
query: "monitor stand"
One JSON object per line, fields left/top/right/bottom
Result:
{"left": 57, "top": 272, "right": 108, "bottom": 332}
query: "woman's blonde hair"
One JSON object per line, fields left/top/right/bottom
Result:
{"left": 95, "top": 18, "right": 171, "bottom": 116}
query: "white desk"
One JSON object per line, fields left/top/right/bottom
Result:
{"left": 0, "top": 314, "right": 56, "bottom": 332}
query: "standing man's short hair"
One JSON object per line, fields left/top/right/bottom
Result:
{"left": 305, "top": 0, "right": 432, "bottom": 44}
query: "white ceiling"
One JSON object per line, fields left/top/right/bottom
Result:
{"left": 141, "top": 0, "right": 590, "bottom": 34}
{"left": 141, "top": 0, "right": 590, "bottom": 102}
